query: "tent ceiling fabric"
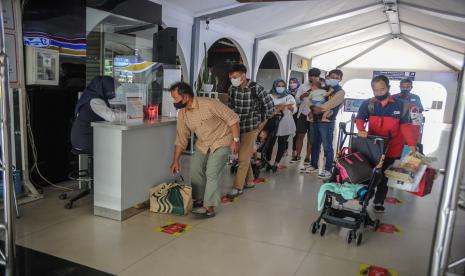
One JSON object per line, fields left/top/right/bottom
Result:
{"left": 400, "top": 8, "right": 465, "bottom": 39}
{"left": 292, "top": 24, "right": 391, "bottom": 58}
{"left": 216, "top": 0, "right": 377, "bottom": 36}
{"left": 164, "top": 0, "right": 465, "bottom": 71}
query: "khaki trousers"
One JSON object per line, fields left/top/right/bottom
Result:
{"left": 233, "top": 130, "right": 258, "bottom": 190}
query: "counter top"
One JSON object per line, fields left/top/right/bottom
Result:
{"left": 91, "top": 116, "right": 177, "bottom": 130}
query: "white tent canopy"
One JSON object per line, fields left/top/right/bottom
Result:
{"left": 157, "top": 0, "right": 465, "bottom": 77}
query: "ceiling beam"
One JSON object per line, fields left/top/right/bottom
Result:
{"left": 401, "top": 21, "right": 465, "bottom": 44}
{"left": 402, "top": 34, "right": 464, "bottom": 55}
{"left": 195, "top": 3, "right": 274, "bottom": 20}
{"left": 256, "top": 3, "right": 384, "bottom": 40}
{"left": 336, "top": 36, "right": 391, "bottom": 68}
{"left": 402, "top": 36, "right": 460, "bottom": 71}
{"left": 399, "top": 2, "right": 465, "bottom": 23}
{"left": 290, "top": 21, "right": 387, "bottom": 51}
{"left": 383, "top": 0, "right": 400, "bottom": 35}
{"left": 312, "top": 34, "right": 391, "bottom": 58}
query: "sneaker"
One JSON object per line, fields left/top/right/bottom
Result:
{"left": 374, "top": 203, "right": 385, "bottom": 213}
{"left": 244, "top": 182, "right": 255, "bottom": 189}
{"left": 306, "top": 165, "right": 318, "bottom": 172}
{"left": 303, "top": 159, "right": 311, "bottom": 166}
{"left": 227, "top": 188, "right": 243, "bottom": 199}
{"left": 290, "top": 156, "right": 301, "bottom": 163}
{"left": 318, "top": 170, "right": 332, "bottom": 179}
{"left": 299, "top": 165, "right": 308, "bottom": 172}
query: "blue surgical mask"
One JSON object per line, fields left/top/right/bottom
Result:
{"left": 326, "top": 79, "right": 340, "bottom": 87}
{"left": 276, "top": 87, "right": 285, "bottom": 94}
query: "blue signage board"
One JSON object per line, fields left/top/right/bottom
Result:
{"left": 373, "top": 71, "right": 416, "bottom": 81}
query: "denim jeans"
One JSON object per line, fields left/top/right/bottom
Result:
{"left": 310, "top": 121, "right": 335, "bottom": 171}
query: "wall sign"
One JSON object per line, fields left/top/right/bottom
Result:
{"left": 373, "top": 70, "right": 416, "bottom": 81}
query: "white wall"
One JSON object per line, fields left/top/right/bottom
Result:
{"left": 340, "top": 68, "right": 459, "bottom": 124}
{"left": 256, "top": 69, "right": 282, "bottom": 91}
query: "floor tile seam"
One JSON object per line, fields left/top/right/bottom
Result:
{"left": 309, "top": 250, "right": 424, "bottom": 275}
{"left": 15, "top": 213, "right": 92, "bottom": 240}
{"left": 235, "top": 196, "right": 315, "bottom": 213}
{"left": 291, "top": 251, "right": 310, "bottom": 276}
{"left": 115, "top": 236, "right": 182, "bottom": 275}
{"left": 193, "top": 224, "right": 310, "bottom": 253}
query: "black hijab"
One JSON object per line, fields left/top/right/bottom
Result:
{"left": 74, "top": 76, "right": 116, "bottom": 116}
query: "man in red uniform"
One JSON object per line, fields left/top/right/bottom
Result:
{"left": 356, "top": 75, "right": 419, "bottom": 213}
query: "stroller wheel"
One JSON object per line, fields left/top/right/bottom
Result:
{"left": 356, "top": 232, "right": 363, "bottom": 246}
{"left": 347, "top": 230, "right": 355, "bottom": 244}
{"left": 373, "top": 219, "right": 380, "bottom": 231}
{"left": 319, "top": 223, "right": 326, "bottom": 236}
{"left": 311, "top": 221, "right": 319, "bottom": 234}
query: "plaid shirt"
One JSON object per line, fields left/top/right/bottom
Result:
{"left": 175, "top": 97, "right": 239, "bottom": 155}
{"left": 228, "top": 82, "right": 275, "bottom": 133}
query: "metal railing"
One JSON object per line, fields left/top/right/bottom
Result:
{"left": 429, "top": 58, "right": 465, "bottom": 275}
{"left": 0, "top": 0, "right": 16, "bottom": 272}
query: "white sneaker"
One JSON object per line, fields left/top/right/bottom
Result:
{"left": 318, "top": 170, "right": 332, "bottom": 179}
{"left": 306, "top": 165, "right": 318, "bottom": 172}
{"left": 227, "top": 188, "right": 243, "bottom": 198}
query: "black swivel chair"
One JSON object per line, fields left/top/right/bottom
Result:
{"left": 59, "top": 148, "right": 93, "bottom": 209}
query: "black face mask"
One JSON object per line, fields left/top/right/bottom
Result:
{"left": 173, "top": 100, "right": 187, "bottom": 110}
{"left": 375, "top": 93, "right": 390, "bottom": 101}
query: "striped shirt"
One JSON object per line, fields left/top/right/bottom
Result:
{"left": 228, "top": 81, "right": 275, "bottom": 133}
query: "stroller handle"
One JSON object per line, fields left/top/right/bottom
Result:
{"left": 338, "top": 122, "right": 389, "bottom": 140}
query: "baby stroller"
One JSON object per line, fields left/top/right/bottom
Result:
{"left": 311, "top": 121, "right": 389, "bottom": 246}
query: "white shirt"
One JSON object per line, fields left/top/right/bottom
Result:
{"left": 271, "top": 94, "right": 297, "bottom": 136}
{"left": 295, "top": 82, "right": 312, "bottom": 116}
{"left": 90, "top": 98, "right": 126, "bottom": 123}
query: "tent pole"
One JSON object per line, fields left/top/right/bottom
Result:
{"left": 335, "top": 37, "right": 391, "bottom": 68}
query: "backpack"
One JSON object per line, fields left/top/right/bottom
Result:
{"left": 367, "top": 98, "right": 409, "bottom": 118}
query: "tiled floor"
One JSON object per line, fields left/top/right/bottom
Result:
{"left": 12, "top": 136, "right": 465, "bottom": 275}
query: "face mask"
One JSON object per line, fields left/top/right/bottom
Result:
{"left": 276, "top": 87, "right": 285, "bottom": 94}
{"left": 231, "top": 77, "right": 242, "bottom": 87}
{"left": 173, "top": 99, "right": 187, "bottom": 110}
{"left": 289, "top": 83, "right": 298, "bottom": 89}
{"left": 326, "top": 79, "right": 340, "bottom": 87}
{"left": 400, "top": 89, "right": 410, "bottom": 94}
{"left": 375, "top": 93, "right": 390, "bottom": 101}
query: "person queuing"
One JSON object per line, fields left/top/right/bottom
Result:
{"left": 293, "top": 68, "right": 322, "bottom": 166}
{"left": 71, "top": 76, "right": 126, "bottom": 154}
{"left": 393, "top": 78, "right": 424, "bottom": 112}
{"left": 308, "top": 69, "right": 345, "bottom": 179}
{"left": 169, "top": 82, "right": 240, "bottom": 218}
{"left": 288, "top": 77, "right": 301, "bottom": 159}
{"left": 264, "top": 79, "right": 297, "bottom": 172}
{"left": 227, "top": 64, "right": 275, "bottom": 198}
{"left": 356, "top": 75, "right": 419, "bottom": 213}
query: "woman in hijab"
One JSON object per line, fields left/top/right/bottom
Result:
{"left": 264, "top": 79, "right": 297, "bottom": 172}
{"left": 71, "top": 76, "right": 126, "bottom": 154}
{"left": 288, "top": 77, "right": 301, "bottom": 158}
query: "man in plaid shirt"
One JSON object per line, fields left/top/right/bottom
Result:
{"left": 227, "top": 64, "right": 275, "bottom": 198}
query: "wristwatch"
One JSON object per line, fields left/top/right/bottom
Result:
{"left": 233, "top": 137, "right": 240, "bottom": 142}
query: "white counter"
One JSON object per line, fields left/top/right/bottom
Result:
{"left": 92, "top": 117, "right": 177, "bottom": 221}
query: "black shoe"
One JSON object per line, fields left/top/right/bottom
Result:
{"left": 271, "top": 165, "right": 278, "bottom": 173}
{"left": 265, "top": 163, "right": 272, "bottom": 172}
{"left": 290, "top": 156, "right": 301, "bottom": 163}
{"left": 193, "top": 200, "right": 204, "bottom": 208}
{"left": 374, "top": 204, "right": 385, "bottom": 213}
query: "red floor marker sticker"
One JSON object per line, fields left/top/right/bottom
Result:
{"left": 156, "top": 221, "right": 192, "bottom": 236}
{"left": 385, "top": 197, "right": 402, "bottom": 205}
{"left": 378, "top": 223, "right": 401, "bottom": 234}
{"left": 358, "top": 263, "right": 398, "bottom": 276}
{"left": 221, "top": 195, "right": 239, "bottom": 204}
